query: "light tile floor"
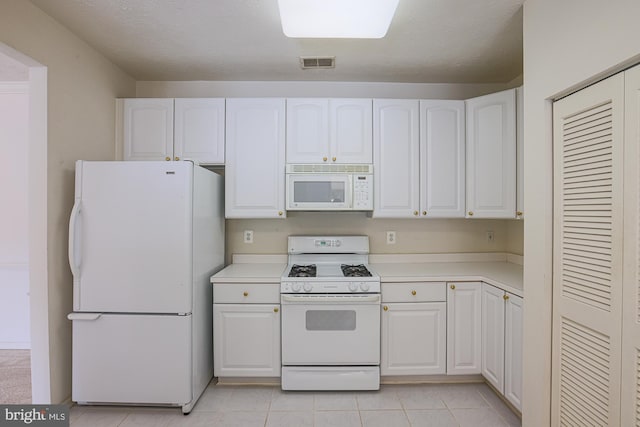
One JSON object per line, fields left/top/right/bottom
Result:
{"left": 70, "top": 382, "right": 521, "bottom": 427}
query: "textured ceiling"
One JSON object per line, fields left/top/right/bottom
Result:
{"left": 30, "top": 0, "right": 524, "bottom": 83}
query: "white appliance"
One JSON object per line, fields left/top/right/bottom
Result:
{"left": 280, "top": 236, "right": 381, "bottom": 391}
{"left": 67, "top": 160, "right": 224, "bottom": 414}
{"left": 285, "top": 164, "right": 373, "bottom": 211}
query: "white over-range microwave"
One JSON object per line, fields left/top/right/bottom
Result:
{"left": 286, "top": 164, "right": 373, "bottom": 211}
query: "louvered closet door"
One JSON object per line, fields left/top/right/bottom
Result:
{"left": 552, "top": 73, "right": 624, "bottom": 426}
{"left": 621, "top": 64, "right": 640, "bottom": 427}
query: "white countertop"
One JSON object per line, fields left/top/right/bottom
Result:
{"left": 370, "top": 261, "right": 523, "bottom": 297}
{"left": 210, "top": 263, "right": 286, "bottom": 284}
{"left": 210, "top": 255, "right": 523, "bottom": 297}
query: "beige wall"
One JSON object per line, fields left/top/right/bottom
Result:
{"left": 506, "top": 220, "right": 523, "bottom": 256}
{"left": 522, "top": 0, "right": 640, "bottom": 425}
{"left": 0, "top": 0, "right": 136, "bottom": 403}
{"left": 227, "top": 215, "right": 511, "bottom": 264}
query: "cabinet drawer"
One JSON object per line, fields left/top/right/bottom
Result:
{"left": 382, "top": 282, "right": 446, "bottom": 303}
{"left": 214, "top": 283, "right": 280, "bottom": 304}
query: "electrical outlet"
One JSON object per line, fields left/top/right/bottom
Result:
{"left": 486, "top": 231, "right": 494, "bottom": 243}
{"left": 386, "top": 231, "right": 396, "bottom": 245}
{"left": 243, "top": 230, "right": 254, "bottom": 244}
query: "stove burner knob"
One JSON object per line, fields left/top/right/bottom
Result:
{"left": 291, "top": 283, "right": 301, "bottom": 292}
{"left": 360, "top": 282, "right": 370, "bottom": 292}
{"left": 303, "top": 283, "right": 313, "bottom": 292}
{"left": 348, "top": 283, "right": 358, "bottom": 292}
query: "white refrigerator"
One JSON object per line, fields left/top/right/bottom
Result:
{"left": 67, "top": 160, "right": 224, "bottom": 414}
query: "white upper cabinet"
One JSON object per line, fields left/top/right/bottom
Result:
{"left": 122, "top": 98, "right": 174, "bottom": 161}
{"left": 286, "top": 98, "right": 372, "bottom": 164}
{"left": 174, "top": 98, "right": 225, "bottom": 164}
{"left": 465, "top": 89, "right": 517, "bottom": 218}
{"left": 225, "top": 98, "right": 286, "bottom": 219}
{"left": 120, "top": 98, "right": 225, "bottom": 164}
{"left": 516, "top": 86, "right": 524, "bottom": 219}
{"left": 420, "top": 100, "right": 466, "bottom": 218}
{"left": 373, "top": 99, "right": 420, "bottom": 218}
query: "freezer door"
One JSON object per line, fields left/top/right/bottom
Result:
{"left": 70, "top": 313, "right": 191, "bottom": 405}
{"left": 70, "top": 161, "right": 193, "bottom": 313}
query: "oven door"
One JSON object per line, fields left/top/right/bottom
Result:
{"left": 281, "top": 294, "right": 380, "bottom": 365}
{"left": 286, "top": 174, "right": 352, "bottom": 210}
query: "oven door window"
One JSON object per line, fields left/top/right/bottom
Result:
{"left": 306, "top": 310, "right": 356, "bottom": 331}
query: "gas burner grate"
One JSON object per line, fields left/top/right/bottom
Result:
{"left": 341, "top": 264, "right": 372, "bottom": 277}
{"left": 288, "top": 264, "right": 317, "bottom": 278}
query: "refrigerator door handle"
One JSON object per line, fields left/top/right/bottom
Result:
{"left": 68, "top": 200, "right": 81, "bottom": 279}
{"left": 67, "top": 312, "right": 102, "bottom": 321}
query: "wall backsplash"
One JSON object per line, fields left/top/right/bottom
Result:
{"left": 226, "top": 213, "right": 522, "bottom": 264}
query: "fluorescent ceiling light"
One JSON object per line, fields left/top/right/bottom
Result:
{"left": 277, "top": 0, "right": 400, "bottom": 39}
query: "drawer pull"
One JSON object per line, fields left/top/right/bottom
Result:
{"left": 243, "top": 291, "right": 249, "bottom": 297}
{"left": 383, "top": 306, "right": 388, "bottom": 311}
{"left": 274, "top": 307, "right": 279, "bottom": 313}
{"left": 411, "top": 290, "right": 417, "bottom": 296}
{"left": 450, "top": 284, "right": 456, "bottom": 290}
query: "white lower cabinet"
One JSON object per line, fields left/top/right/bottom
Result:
{"left": 381, "top": 282, "right": 447, "bottom": 376}
{"left": 504, "top": 292, "right": 523, "bottom": 412}
{"left": 481, "top": 283, "right": 523, "bottom": 412}
{"left": 447, "top": 282, "right": 482, "bottom": 375}
{"left": 213, "top": 283, "right": 280, "bottom": 377}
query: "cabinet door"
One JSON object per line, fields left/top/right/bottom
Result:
{"left": 419, "top": 100, "right": 466, "bottom": 218}
{"left": 174, "top": 98, "right": 225, "bottom": 164}
{"left": 330, "top": 99, "right": 373, "bottom": 164}
{"left": 466, "top": 89, "right": 516, "bottom": 218}
{"left": 447, "top": 282, "right": 482, "bottom": 375}
{"left": 286, "top": 98, "right": 329, "bottom": 163}
{"left": 225, "top": 98, "right": 286, "bottom": 218}
{"left": 213, "top": 304, "right": 281, "bottom": 377}
{"left": 505, "top": 293, "right": 523, "bottom": 412}
{"left": 123, "top": 98, "right": 174, "bottom": 161}
{"left": 481, "top": 283, "right": 505, "bottom": 393}
{"left": 516, "top": 87, "right": 524, "bottom": 219}
{"left": 373, "top": 99, "right": 420, "bottom": 218}
{"left": 381, "top": 302, "right": 446, "bottom": 375}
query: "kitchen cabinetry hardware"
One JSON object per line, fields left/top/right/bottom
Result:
{"left": 243, "top": 291, "right": 248, "bottom": 297}
{"left": 422, "top": 211, "right": 427, "bottom": 216}
{"left": 503, "top": 294, "right": 510, "bottom": 300}
{"left": 516, "top": 211, "right": 523, "bottom": 216}
{"left": 165, "top": 156, "right": 171, "bottom": 161}
{"left": 413, "top": 211, "right": 418, "bottom": 216}
{"left": 383, "top": 305, "right": 388, "bottom": 311}
{"left": 274, "top": 307, "right": 279, "bottom": 313}
{"left": 278, "top": 211, "right": 283, "bottom": 216}
{"left": 323, "top": 156, "right": 327, "bottom": 161}
{"left": 411, "top": 290, "right": 417, "bottom": 296}
{"left": 332, "top": 157, "right": 337, "bottom": 161}
{"left": 450, "top": 284, "right": 456, "bottom": 290}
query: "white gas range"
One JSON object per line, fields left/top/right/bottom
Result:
{"left": 280, "top": 236, "right": 381, "bottom": 391}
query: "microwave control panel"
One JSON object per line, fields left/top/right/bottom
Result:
{"left": 353, "top": 175, "right": 373, "bottom": 210}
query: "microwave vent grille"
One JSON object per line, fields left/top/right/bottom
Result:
{"left": 287, "top": 164, "right": 373, "bottom": 173}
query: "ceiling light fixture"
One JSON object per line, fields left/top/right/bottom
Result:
{"left": 277, "top": 0, "right": 400, "bottom": 39}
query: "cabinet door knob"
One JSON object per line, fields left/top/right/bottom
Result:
{"left": 174, "top": 156, "right": 180, "bottom": 161}
{"left": 468, "top": 211, "right": 474, "bottom": 216}
{"left": 274, "top": 307, "right": 279, "bottom": 313}
{"left": 413, "top": 211, "right": 419, "bottom": 216}
{"left": 243, "top": 291, "right": 249, "bottom": 297}
{"left": 278, "top": 211, "right": 283, "bottom": 216}
{"left": 411, "top": 290, "right": 417, "bottom": 296}
{"left": 503, "top": 294, "right": 510, "bottom": 301}
{"left": 383, "top": 306, "right": 388, "bottom": 311}
{"left": 332, "top": 157, "right": 337, "bottom": 162}
{"left": 323, "top": 157, "right": 328, "bottom": 162}
{"left": 516, "top": 211, "right": 523, "bottom": 217}
{"left": 422, "top": 211, "right": 427, "bottom": 216}
{"left": 165, "top": 156, "right": 171, "bottom": 161}
{"left": 450, "top": 284, "right": 456, "bottom": 290}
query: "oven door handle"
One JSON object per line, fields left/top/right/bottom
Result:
{"left": 281, "top": 294, "right": 381, "bottom": 303}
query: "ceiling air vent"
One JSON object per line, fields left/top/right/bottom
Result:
{"left": 300, "top": 56, "right": 335, "bottom": 69}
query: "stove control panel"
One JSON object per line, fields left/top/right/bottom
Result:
{"left": 314, "top": 239, "right": 341, "bottom": 248}
{"left": 281, "top": 281, "right": 380, "bottom": 293}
